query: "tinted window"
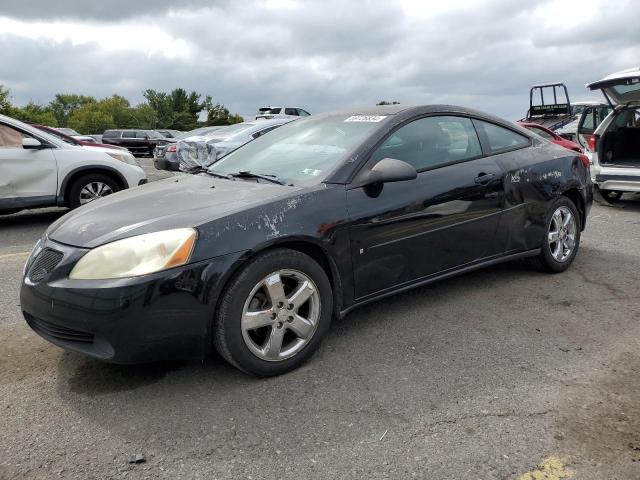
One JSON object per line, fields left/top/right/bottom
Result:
{"left": 0, "top": 123, "right": 25, "bottom": 148}
{"left": 134, "top": 131, "right": 148, "bottom": 139}
{"left": 371, "top": 116, "right": 482, "bottom": 170}
{"left": 285, "top": 108, "right": 298, "bottom": 116}
{"left": 122, "top": 131, "right": 136, "bottom": 138}
{"left": 475, "top": 121, "right": 529, "bottom": 153}
{"left": 102, "top": 130, "right": 120, "bottom": 138}
{"left": 297, "top": 109, "right": 311, "bottom": 116}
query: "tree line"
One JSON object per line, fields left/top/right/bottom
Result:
{"left": 0, "top": 86, "right": 244, "bottom": 134}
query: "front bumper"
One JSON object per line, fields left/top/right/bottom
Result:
{"left": 20, "top": 238, "right": 247, "bottom": 363}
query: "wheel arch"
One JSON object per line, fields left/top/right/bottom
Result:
{"left": 560, "top": 187, "right": 586, "bottom": 231}
{"left": 213, "top": 237, "right": 344, "bottom": 321}
{"left": 58, "top": 166, "right": 128, "bottom": 207}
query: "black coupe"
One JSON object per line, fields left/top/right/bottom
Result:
{"left": 21, "top": 105, "right": 593, "bottom": 376}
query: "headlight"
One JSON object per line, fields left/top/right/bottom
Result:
{"left": 107, "top": 152, "right": 138, "bottom": 166}
{"left": 69, "top": 228, "right": 197, "bottom": 280}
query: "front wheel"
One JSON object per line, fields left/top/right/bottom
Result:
{"left": 526, "top": 197, "right": 581, "bottom": 273}
{"left": 213, "top": 249, "right": 333, "bottom": 376}
{"left": 67, "top": 174, "right": 120, "bottom": 209}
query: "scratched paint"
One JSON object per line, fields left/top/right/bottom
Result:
{"left": 517, "top": 456, "right": 574, "bottom": 480}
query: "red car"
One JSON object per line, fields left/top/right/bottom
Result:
{"left": 30, "top": 124, "right": 128, "bottom": 152}
{"left": 517, "top": 122, "right": 582, "bottom": 153}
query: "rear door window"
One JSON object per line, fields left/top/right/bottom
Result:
{"left": 122, "top": 131, "right": 136, "bottom": 138}
{"left": 474, "top": 120, "right": 529, "bottom": 154}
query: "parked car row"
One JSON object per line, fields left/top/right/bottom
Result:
{"left": 0, "top": 114, "right": 146, "bottom": 214}
{"left": 154, "top": 118, "right": 295, "bottom": 172}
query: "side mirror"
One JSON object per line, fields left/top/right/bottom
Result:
{"left": 359, "top": 158, "right": 417, "bottom": 187}
{"left": 22, "top": 138, "right": 44, "bottom": 149}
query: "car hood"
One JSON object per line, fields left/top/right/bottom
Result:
{"left": 46, "top": 174, "right": 299, "bottom": 248}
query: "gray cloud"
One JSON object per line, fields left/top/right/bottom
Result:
{"left": 0, "top": 0, "right": 225, "bottom": 21}
{"left": 0, "top": 0, "right": 638, "bottom": 122}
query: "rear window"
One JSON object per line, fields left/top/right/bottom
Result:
{"left": 475, "top": 121, "right": 529, "bottom": 153}
{"left": 102, "top": 130, "right": 120, "bottom": 138}
{"left": 611, "top": 79, "right": 640, "bottom": 98}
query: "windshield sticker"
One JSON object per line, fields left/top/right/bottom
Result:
{"left": 344, "top": 115, "right": 387, "bottom": 123}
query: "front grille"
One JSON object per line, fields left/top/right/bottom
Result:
{"left": 27, "top": 248, "right": 63, "bottom": 282}
{"left": 26, "top": 314, "right": 94, "bottom": 344}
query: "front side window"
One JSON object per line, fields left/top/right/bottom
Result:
{"left": 0, "top": 123, "right": 25, "bottom": 148}
{"left": 122, "top": 131, "right": 136, "bottom": 138}
{"left": 475, "top": 120, "right": 529, "bottom": 153}
{"left": 298, "top": 109, "right": 311, "bottom": 116}
{"left": 285, "top": 108, "right": 298, "bottom": 116}
{"left": 370, "top": 116, "right": 482, "bottom": 170}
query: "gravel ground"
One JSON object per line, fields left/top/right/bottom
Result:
{"left": 1, "top": 171, "right": 639, "bottom": 479}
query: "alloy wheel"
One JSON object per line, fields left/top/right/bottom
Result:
{"left": 548, "top": 205, "right": 577, "bottom": 262}
{"left": 79, "top": 182, "right": 114, "bottom": 205}
{"left": 241, "top": 269, "right": 320, "bottom": 361}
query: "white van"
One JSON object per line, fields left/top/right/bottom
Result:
{"left": 0, "top": 114, "right": 146, "bottom": 215}
{"left": 578, "top": 67, "right": 640, "bottom": 202}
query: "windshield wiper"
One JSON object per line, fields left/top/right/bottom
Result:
{"left": 205, "top": 170, "right": 235, "bottom": 180}
{"left": 230, "top": 171, "right": 287, "bottom": 185}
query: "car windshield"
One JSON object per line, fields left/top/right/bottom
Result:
{"left": 57, "top": 128, "right": 80, "bottom": 136}
{"left": 209, "top": 114, "right": 386, "bottom": 186}
{"left": 200, "top": 123, "right": 256, "bottom": 141}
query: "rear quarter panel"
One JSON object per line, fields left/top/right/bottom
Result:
{"left": 493, "top": 140, "right": 591, "bottom": 253}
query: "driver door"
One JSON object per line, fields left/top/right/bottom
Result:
{"left": 347, "top": 115, "right": 504, "bottom": 300}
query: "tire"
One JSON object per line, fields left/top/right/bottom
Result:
{"left": 526, "top": 196, "right": 581, "bottom": 273}
{"left": 213, "top": 248, "right": 333, "bottom": 377}
{"left": 600, "top": 189, "right": 623, "bottom": 203}
{"left": 67, "top": 174, "right": 120, "bottom": 209}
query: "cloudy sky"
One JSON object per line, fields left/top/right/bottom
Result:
{"left": 0, "top": 0, "right": 638, "bottom": 120}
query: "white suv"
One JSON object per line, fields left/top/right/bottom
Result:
{"left": 255, "top": 107, "right": 310, "bottom": 120}
{"left": 0, "top": 114, "right": 146, "bottom": 214}
{"left": 578, "top": 67, "right": 640, "bottom": 202}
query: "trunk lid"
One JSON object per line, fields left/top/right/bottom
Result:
{"left": 587, "top": 67, "right": 640, "bottom": 106}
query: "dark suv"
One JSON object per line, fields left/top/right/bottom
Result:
{"left": 102, "top": 129, "right": 166, "bottom": 156}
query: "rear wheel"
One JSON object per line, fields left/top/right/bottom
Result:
{"left": 527, "top": 196, "right": 581, "bottom": 273}
{"left": 67, "top": 174, "right": 120, "bottom": 209}
{"left": 600, "top": 189, "right": 623, "bottom": 203}
{"left": 213, "top": 249, "right": 332, "bottom": 376}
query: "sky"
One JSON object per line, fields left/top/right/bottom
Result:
{"left": 0, "top": 0, "right": 638, "bottom": 121}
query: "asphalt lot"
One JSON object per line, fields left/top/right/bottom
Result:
{"left": 1, "top": 161, "right": 640, "bottom": 479}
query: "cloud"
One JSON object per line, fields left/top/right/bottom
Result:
{"left": 0, "top": 0, "right": 638, "bottom": 122}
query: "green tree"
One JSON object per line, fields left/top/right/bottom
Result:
{"left": 0, "top": 85, "right": 12, "bottom": 115}
{"left": 376, "top": 100, "right": 400, "bottom": 105}
{"left": 67, "top": 104, "right": 115, "bottom": 134}
{"left": 48, "top": 94, "right": 96, "bottom": 127}
{"left": 206, "top": 103, "right": 244, "bottom": 126}
{"left": 11, "top": 102, "right": 58, "bottom": 126}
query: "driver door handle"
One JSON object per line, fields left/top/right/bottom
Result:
{"left": 474, "top": 172, "right": 496, "bottom": 185}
